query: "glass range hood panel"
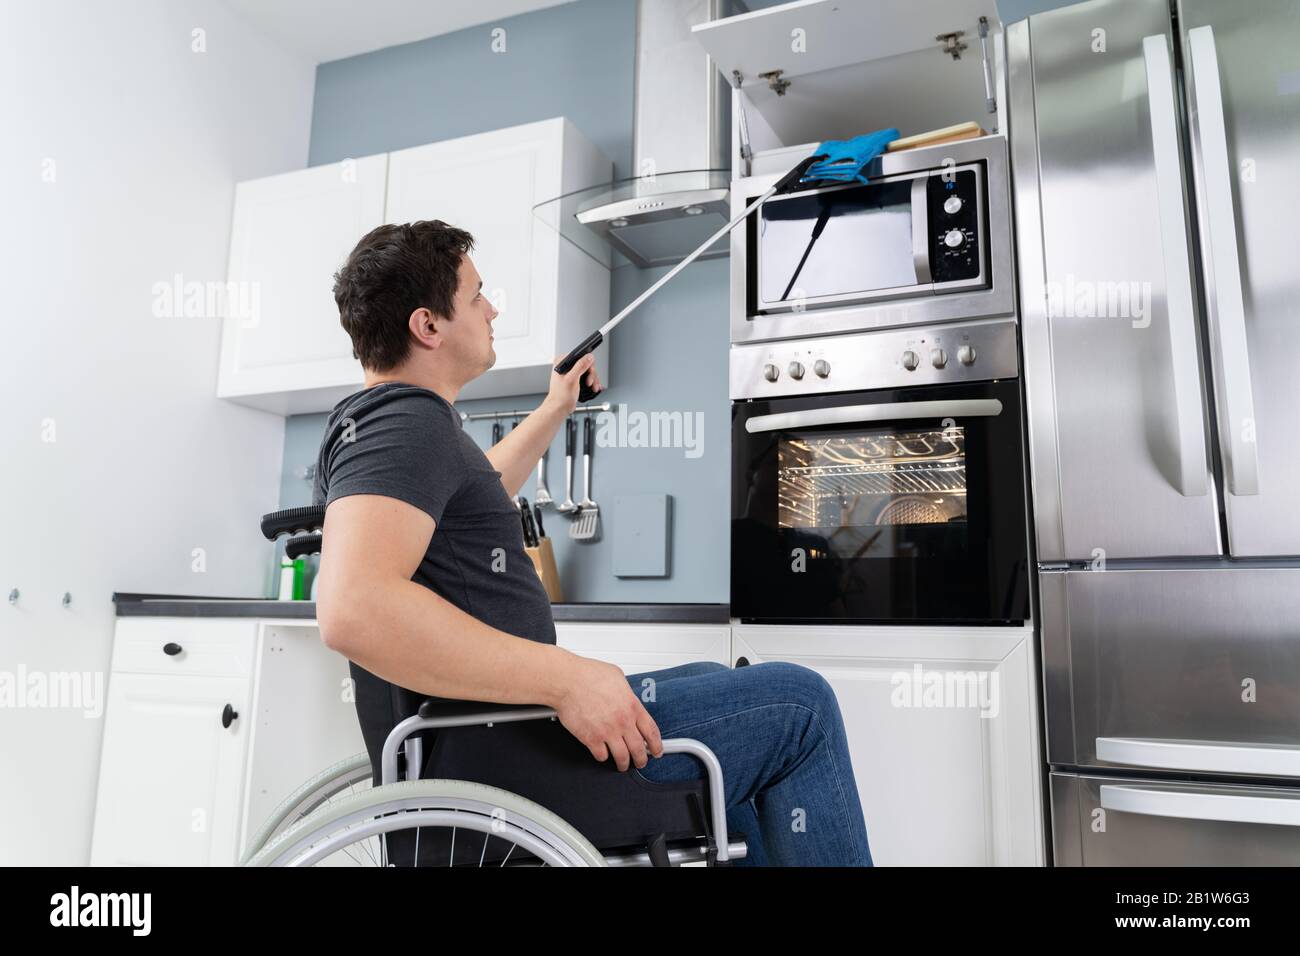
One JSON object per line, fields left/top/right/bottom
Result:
{"left": 533, "top": 169, "right": 731, "bottom": 270}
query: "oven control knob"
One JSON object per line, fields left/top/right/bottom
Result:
{"left": 763, "top": 363, "right": 779, "bottom": 382}
{"left": 813, "top": 359, "right": 831, "bottom": 378}
{"left": 901, "top": 350, "right": 920, "bottom": 371}
{"left": 958, "top": 344, "right": 977, "bottom": 366}
{"left": 788, "top": 361, "right": 805, "bottom": 380}
{"left": 943, "top": 229, "right": 965, "bottom": 249}
{"left": 930, "top": 347, "right": 948, "bottom": 369}
{"left": 943, "top": 195, "right": 963, "bottom": 215}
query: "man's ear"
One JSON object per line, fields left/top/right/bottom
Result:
{"left": 408, "top": 307, "right": 441, "bottom": 352}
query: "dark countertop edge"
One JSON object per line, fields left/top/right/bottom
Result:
{"left": 112, "top": 593, "right": 731, "bottom": 624}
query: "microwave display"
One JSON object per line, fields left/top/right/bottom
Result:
{"left": 777, "top": 427, "right": 968, "bottom": 561}
{"left": 759, "top": 180, "right": 916, "bottom": 304}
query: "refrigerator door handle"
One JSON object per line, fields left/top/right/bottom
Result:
{"left": 1142, "top": 34, "right": 1209, "bottom": 498}
{"left": 1097, "top": 736, "right": 1300, "bottom": 778}
{"left": 744, "top": 399, "right": 1003, "bottom": 434}
{"left": 1186, "top": 25, "right": 1261, "bottom": 497}
{"left": 1101, "top": 785, "right": 1300, "bottom": 828}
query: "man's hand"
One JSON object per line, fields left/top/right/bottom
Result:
{"left": 545, "top": 352, "right": 602, "bottom": 415}
{"left": 486, "top": 353, "right": 600, "bottom": 496}
{"left": 551, "top": 654, "right": 663, "bottom": 771}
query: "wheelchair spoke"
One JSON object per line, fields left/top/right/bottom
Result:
{"left": 356, "top": 835, "right": 379, "bottom": 867}
{"left": 449, "top": 826, "right": 455, "bottom": 866}
{"left": 499, "top": 842, "right": 515, "bottom": 867}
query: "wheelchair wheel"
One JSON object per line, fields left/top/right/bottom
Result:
{"left": 240, "top": 752, "right": 374, "bottom": 864}
{"left": 244, "top": 778, "right": 607, "bottom": 867}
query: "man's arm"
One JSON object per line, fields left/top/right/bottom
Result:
{"left": 485, "top": 353, "right": 600, "bottom": 497}
{"left": 315, "top": 491, "right": 661, "bottom": 771}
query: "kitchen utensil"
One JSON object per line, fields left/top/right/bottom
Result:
{"left": 492, "top": 421, "right": 503, "bottom": 446}
{"left": 533, "top": 503, "right": 546, "bottom": 539}
{"left": 570, "top": 415, "right": 600, "bottom": 541}
{"left": 553, "top": 149, "right": 833, "bottom": 402}
{"left": 534, "top": 450, "right": 553, "bottom": 507}
{"left": 519, "top": 497, "right": 539, "bottom": 547}
{"left": 556, "top": 417, "right": 577, "bottom": 514}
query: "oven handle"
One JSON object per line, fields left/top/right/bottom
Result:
{"left": 744, "top": 398, "right": 1003, "bottom": 434}
{"left": 910, "top": 176, "right": 932, "bottom": 285}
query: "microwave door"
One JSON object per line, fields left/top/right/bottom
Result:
{"left": 756, "top": 177, "right": 926, "bottom": 311}
{"left": 1180, "top": 0, "right": 1300, "bottom": 557}
{"left": 1007, "top": 0, "right": 1221, "bottom": 563}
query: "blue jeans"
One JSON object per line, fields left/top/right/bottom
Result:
{"left": 623, "top": 660, "right": 873, "bottom": 867}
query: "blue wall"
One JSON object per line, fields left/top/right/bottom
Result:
{"left": 279, "top": 0, "right": 731, "bottom": 602}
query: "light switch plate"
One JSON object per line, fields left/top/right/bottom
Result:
{"left": 612, "top": 494, "right": 671, "bottom": 578}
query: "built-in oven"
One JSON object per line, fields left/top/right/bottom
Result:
{"left": 730, "top": 136, "right": 1016, "bottom": 346}
{"left": 730, "top": 318, "right": 1030, "bottom": 625}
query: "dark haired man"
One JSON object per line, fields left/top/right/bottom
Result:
{"left": 313, "top": 219, "right": 872, "bottom": 866}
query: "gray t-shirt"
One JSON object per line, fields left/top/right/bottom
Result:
{"left": 312, "top": 381, "right": 555, "bottom": 777}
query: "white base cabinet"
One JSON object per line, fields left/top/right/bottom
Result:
{"left": 731, "top": 623, "right": 1046, "bottom": 866}
{"left": 90, "top": 618, "right": 362, "bottom": 866}
{"left": 554, "top": 622, "right": 730, "bottom": 674}
{"left": 91, "top": 616, "right": 1046, "bottom": 866}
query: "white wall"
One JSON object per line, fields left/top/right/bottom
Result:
{"left": 0, "top": 0, "right": 316, "bottom": 864}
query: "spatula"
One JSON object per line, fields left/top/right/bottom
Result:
{"left": 570, "top": 415, "right": 600, "bottom": 541}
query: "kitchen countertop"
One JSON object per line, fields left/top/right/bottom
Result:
{"left": 112, "top": 593, "right": 731, "bottom": 624}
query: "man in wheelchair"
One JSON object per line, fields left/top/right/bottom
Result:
{"left": 310, "top": 219, "right": 873, "bottom": 866}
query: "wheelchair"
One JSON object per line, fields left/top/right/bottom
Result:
{"left": 243, "top": 505, "right": 749, "bottom": 867}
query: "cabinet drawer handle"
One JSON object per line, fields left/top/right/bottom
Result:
{"left": 163, "top": 643, "right": 183, "bottom": 656}
{"left": 222, "top": 704, "right": 239, "bottom": 729}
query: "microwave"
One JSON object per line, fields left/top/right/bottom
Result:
{"left": 729, "top": 136, "right": 1016, "bottom": 346}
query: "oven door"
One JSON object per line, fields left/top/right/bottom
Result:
{"left": 731, "top": 378, "right": 1030, "bottom": 624}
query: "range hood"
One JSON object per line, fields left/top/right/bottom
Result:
{"left": 543, "top": 0, "right": 737, "bottom": 269}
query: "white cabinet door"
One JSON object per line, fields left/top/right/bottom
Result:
{"left": 218, "top": 154, "right": 387, "bottom": 414}
{"left": 555, "top": 622, "right": 730, "bottom": 675}
{"left": 90, "top": 671, "right": 252, "bottom": 866}
{"left": 731, "top": 624, "right": 1045, "bottom": 866}
{"left": 386, "top": 121, "right": 562, "bottom": 374}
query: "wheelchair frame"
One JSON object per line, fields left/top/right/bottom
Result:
{"left": 382, "top": 704, "right": 739, "bottom": 865}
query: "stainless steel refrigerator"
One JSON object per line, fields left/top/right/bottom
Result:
{"left": 1008, "top": 0, "right": 1300, "bottom": 864}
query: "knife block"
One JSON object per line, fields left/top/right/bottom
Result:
{"left": 525, "top": 537, "right": 564, "bottom": 603}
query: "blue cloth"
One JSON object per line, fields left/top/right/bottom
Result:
{"left": 802, "top": 128, "right": 900, "bottom": 185}
{"left": 629, "top": 660, "right": 874, "bottom": 866}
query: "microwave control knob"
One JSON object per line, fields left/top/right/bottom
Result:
{"left": 943, "top": 229, "right": 965, "bottom": 249}
{"left": 943, "top": 195, "right": 963, "bottom": 215}
{"left": 813, "top": 359, "right": 831, "bottom": 378}
{"left": 958, "top": 344, "right": 977, "bottom": 366}
{"left": 787, "top": 361, "right": 805, "bottom": 380}
{"left": 901, "top": 350, "right": 920, "bottom": 371}
{"left": 763, "top": 363, "right": 779, "bottom": 382}
{"left": 930, "top": 347, "right": 948, "bottom": 369}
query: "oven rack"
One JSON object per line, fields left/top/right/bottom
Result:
{"left": 779, "top": 462, "right": 967, "bottom": 496}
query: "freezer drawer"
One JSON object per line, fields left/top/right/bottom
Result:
{"left": 1052, "top": 772, "right": 1300, "bottom": 866}
{"left": 1041, "top": 568, "right": 1300, "bottom": 774}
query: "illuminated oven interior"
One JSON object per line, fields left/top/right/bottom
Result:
{"left": 777, "top": 427, "right": 967, "bottom": 549}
